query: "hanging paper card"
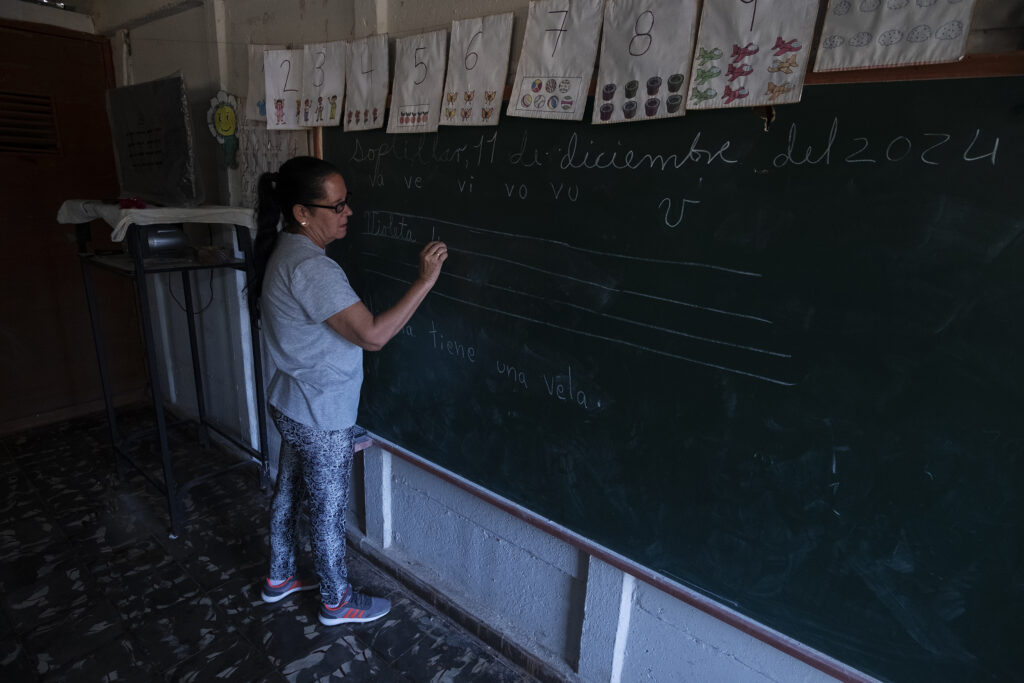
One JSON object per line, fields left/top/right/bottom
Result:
{"left": 441, "top": 13, "right": 514, "bottom": 126}
{"left": 387, "top": 30, "right": 448, "bottom": 134}
{"left": 265, "top": 49, "right": 305, "bottom": 130}
{"left": 246, "top": 44, "right": 283, "bottom": 121}
{"left": 814, "top": 0, "right": 978, "bottom": 72}
{"left": 345, "top": 35, "right": 389, "bottom": 131}
{"left": 592, "top": 0, "right": 699, "bottom": 125}
{"left": 301, "top": 41, "right": 347, "bottom": 127}
{"left": 688, "top": 0, "right": 820, "bottom": 110}
{"left": 507, "top": 0, "right": 604, "bottom": 121}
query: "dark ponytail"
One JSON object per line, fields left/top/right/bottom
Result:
{"left": 248, "top": 156, "right": 343, "bottom": 315}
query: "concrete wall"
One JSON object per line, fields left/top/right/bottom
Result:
{"left": 354, "top": 444, "right": 850, "bottom": 682}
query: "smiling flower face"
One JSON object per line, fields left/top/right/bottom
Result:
{"left": 207, "top": 90, "right": 239, "bottom": 142}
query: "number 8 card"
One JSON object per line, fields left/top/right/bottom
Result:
{"left": 592, "top": 0, "right": 699, "bottom": 124}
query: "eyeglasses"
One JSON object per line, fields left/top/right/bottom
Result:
{"left": 304, "top": 196, "right": 352, "bottom": 214}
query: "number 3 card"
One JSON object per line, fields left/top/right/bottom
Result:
{"left": 345, "top": 35, "right": 389, "bottom": 132}
{"left": 387, "top": 30, "right": 448, "bottom": 134}
{"left": 687, "top": 0, "right": 820, "bottom": 110}
{"left": 441, "top": 13, "right": 514, "bottom": 127}
{"left": 301, "top": 41, "right": 346, "bottom": 127}
{"left": 593, "top": 0, "right": 699, "bottom": 125}
{"left": 265, "top": 49, "right": 305, "bottom": 130}
{"left": 507, "top": 0, "right": 604, "bottom": 121}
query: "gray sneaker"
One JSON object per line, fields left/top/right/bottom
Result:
{"left": 261, "top": 576, "right": 318, "bottom": 603}
{"left": 319, "top": 584, "right": 391, "bottom": 625}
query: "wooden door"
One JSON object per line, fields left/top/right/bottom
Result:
{"left": 0, "top": 19, "right": 146, "bottom": 434}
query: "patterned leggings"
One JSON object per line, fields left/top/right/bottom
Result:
{"left": 268, "top": 407, "right": 353, "bottom": 606}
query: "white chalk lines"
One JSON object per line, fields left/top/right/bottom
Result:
{"left": 360, "top": 211, "right": 795, "bottom": 386}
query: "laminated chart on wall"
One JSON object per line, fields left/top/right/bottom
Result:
{"left": 387, "top": 30, "right": 448, "bottom": 134}
{"left": 688, "top": 0, "right": 820, "bottom": 110}
{"left": 441, "top": 13, "right": 514, "bottom": 126}
{"left": 246, "top": 44, "right": 283, "bottom": 121}
{"left": 506, "top": 0, "right": 604, "bottom": 121}
{"left": 345, "top": 35, "right": 389, "bottom": 131}
{"left": 265, "top": 49, "right": 305, "bottom": 130}
{"left": 592, "top": 0, "right": 699, "bottom": 125}
{"left": 301, "top": 41, "right": 347, "bottom": 127}
{"left": 814, "top": 0, "right": 978, "bottom": 71}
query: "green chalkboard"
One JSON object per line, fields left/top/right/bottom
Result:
{"left": 324, "top": 77, "right": 1023, "bottom": 682}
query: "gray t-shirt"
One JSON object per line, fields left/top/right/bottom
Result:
{"left": 261, "top": 231, "right": 362, "bottom": 430}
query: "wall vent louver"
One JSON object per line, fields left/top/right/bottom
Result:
{"left": 0, "top": 91, "right": 60, "bottom": 154}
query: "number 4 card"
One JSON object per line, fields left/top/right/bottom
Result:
{"left": 345, "top": 35, "right": 389, "bottom": 132}
{"left": 687, "top": 0, "right": 820, "bottom": 110}
{"left": 265, "top": 49, "right": 304, "bottom": 130}
{"left": 441, "top": 13, "right": 514, "bottom": 127}
{"left": 387, "top": 30, "right": 448, "bottom": 134}
{"left": 593, "top": 0, "right": 699, "bottom": 125}
{"left": 507, "top": 0, "right": 604, "bottom": 121}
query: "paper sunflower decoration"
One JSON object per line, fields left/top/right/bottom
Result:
{"left": 207, "top": 90, "right": 239, "bottom": 168}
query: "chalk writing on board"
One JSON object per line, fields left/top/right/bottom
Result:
{"left": 772, "top": 119, "right": 1001, "bottom": 168}
{"left": 560, "top": 131, "right": 738, "bottom": 170}
{"left": 361, "top": 211, "right": 794, "bottom": 386}
{"left": 364, "top": 213, "right": 416, "bottom": 242}
{"left": 426, "top": 320, "right": 477, "bottom": 362}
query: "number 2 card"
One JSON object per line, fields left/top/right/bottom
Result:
{"left": 265, "top": 49, "right": 304, "bottom": 130}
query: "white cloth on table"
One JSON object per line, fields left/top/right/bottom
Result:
{"left": 57, "top": 200, "right": 255, "bottom": 242}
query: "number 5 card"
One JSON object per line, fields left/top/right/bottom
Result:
{"left": 345, "top": 35, "right": 389, "bottom": 132}
{"left": 507, "top": 0, "right": 604, "bottom": 121}
{"left": 387, "top": 30, "right": 448, "bottom": 134}
{"left": 265, "top": 49, "right": 305, "bottom": 130}
{"left": 441, "top": 13, "right": 514, "bottom": 127}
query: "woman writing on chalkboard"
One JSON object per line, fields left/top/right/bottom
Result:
{"left": 250, "top": 156, "right": 447, "bottom": 625}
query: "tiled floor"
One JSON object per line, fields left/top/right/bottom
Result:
{"left": 0, "top": 410, "right": 538, "bottom": 681}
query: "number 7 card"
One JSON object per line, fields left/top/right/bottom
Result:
{"left": 507, "top": 0, "right": 604, "bottom": 121}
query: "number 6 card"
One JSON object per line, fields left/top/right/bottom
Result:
{"left": 441, "top": 13, "right": 514, "bottom": 127}
{"left": 507, "top": 0, "right": 604, "bottom": 121}
{"left": 387, "top": 30, "right": 448, "bottom": 134}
